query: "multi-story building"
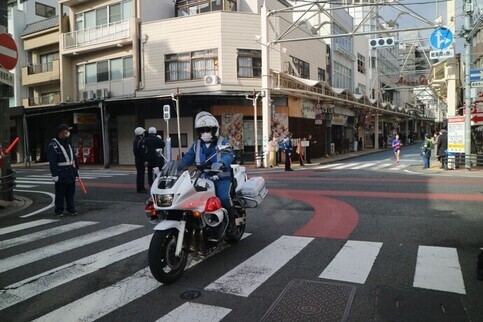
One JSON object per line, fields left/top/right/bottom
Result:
{"left": 10, "top": 0, "right": 421, "bottom": 166}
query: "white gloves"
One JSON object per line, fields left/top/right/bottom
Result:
{"left": 52, "top": 176, "right": 59, "bottom": 182}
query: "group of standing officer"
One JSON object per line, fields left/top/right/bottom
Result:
{"left": 133, "top": 127, "right": 165, "bottom": 193}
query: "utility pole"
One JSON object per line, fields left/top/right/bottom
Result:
{"left": 245, "top": 90, "right": 261, "bottom": 167}
{"left": 464, "top": 0, "right": 473, "bottom": 170}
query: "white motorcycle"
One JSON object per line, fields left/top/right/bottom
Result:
{"left": 144, "top": 147, "right": 267, "bottom": 284}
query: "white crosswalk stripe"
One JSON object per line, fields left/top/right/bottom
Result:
{"left": 13, "top": 169, "right": 132, "bottom": 190}
{"left": 0, "top": 220, "right": 470, "bottom": 320}
{"left": 313, "top": 161, "right": 414, "bottom": 171}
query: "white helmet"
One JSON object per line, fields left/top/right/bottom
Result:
{"left": 195, "top": 112, "right": 219, "bottom": 137}
{"left": 148, "top": 127, "right": 157, "bottom": 134}
{"left": 134, "top": 127, "right": 145, "bottom": 136}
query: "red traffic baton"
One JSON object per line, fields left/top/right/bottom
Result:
{"left": 5, "top": 137, "right": 20, "bottom": 154}
{"left": 77, "top": 175, "right": 87, "bottom": 194}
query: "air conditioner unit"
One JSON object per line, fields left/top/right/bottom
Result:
{"left": 103, "top": 88, "right": 110, "bottom": 98}
{"left": 204, "top": 75, "right": 220, "bottom": 85}
{"left": 96, "top": 89, "right": 104, "bottom": 99}
{"left": 87, "top": 90, "right": 96, "bottom": 100}
{"left": 81, "top": 91, "right": 88, "bottom": 101}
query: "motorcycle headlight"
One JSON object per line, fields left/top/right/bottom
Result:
{"left": 155, "top": 194, "right": 174, "bottom": 207}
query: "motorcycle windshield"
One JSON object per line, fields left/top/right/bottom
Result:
{"left": 157, "top": 161, "right": 182, "bottom": 189}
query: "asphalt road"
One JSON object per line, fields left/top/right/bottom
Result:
{"left": 1, "top": 145, "right": 482, "bottom": 321}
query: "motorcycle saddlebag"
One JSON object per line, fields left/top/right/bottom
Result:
{"left": 237, "top": 176, "right": 268, "bottom": 208}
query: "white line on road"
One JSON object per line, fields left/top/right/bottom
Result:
{"left": 0, "top": 221, "right": 98, "bottom": 250}
{"left": 314, "top": 163, "right": 343, "bottom": 169}
{"left": 33, "top": 267, "right": 161, "bottom": 322}
{"left": 157, "top": 303, "right": 231, "bottom": 322}
{"left": 204, "top": 235, "right": 313, "bottom": 297}
{"left": 0, "top": 224, "right": 142, "bottom": 273}
{"left": 0, "top": 219, "right": 58, "bottom": 235}
{"left": 0, "top": 235, "right": 152, "bottom": 311}
{"left": 413, "top": 246, "right": 466, "bottom": 294}
{"left": 319, "top": 240, "right": 383, "bottom": 284}
{"left": 332, "top": 163, "right": 361, "bottom": 169}
{"left": 15, "top": 180, "right": 54, "bottom": 185}
{"left": 351, "top": 163, "right": 376, "bottom": 169}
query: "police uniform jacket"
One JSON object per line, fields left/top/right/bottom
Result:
{"left": 47, "top": 137, "right": 79, "bottom": 184}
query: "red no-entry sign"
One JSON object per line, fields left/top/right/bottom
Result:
{"left": 0, "top": 33, "right": 18, "bottom": 70}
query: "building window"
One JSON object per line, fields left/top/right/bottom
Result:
{"left": 357, "top": 53, "right": 366, "bottom": 74}
{"left": 237, "top": 49, "right": 261, "bottom": 78}
{"left": 165, "top": 49, "right": 218, "bottom": 82}
{"left": 318, "top": 68, "right": 326, "bottom": 81}
{"left": 333, "top": 61, "right": 352, "bottom": 91}
{"left": 289, "top": 57, "right": 310, "bottom": 79}
{"left": 35, "top": 2, "right": 55, "bottom": 18}
{"left": 79, "top": 56, "right": 133, "bottom": 84}
{"left": 176, "top": 0, "right": 237, "bottom": 17}
{"left": 75, "top": 0, "right": 133, "bottom": 29}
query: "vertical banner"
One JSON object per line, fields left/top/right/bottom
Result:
{"left": 165, "top": 137, "right": 172, "bottom": 162}
{"left": 222, "top": 113, "right": 244, "bottom": 150}
{"left": 447, "top": 116, "right": 465, "bottom": 153}
{"left": 271, "top": 113, "right": 289, "bottom": 139}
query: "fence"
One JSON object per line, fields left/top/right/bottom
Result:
{"left": 445, "top": 153, "right": 483, "bottom": 170}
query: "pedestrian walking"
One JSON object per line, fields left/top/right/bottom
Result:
{"left": 47, "top": 123, "right": 79, "bottom": 217}
{"left": 267, "top": 135, "right": 277, "bottom": 168}
{"left": 306, "top": 134, "right": 316, "bottom": 163}
{"left": 436, "top": 129, "right": 448, "bottom": 169}
{"left": 421, "top": 133, "right": 433, "bottom": 169}
{"left": 133, "top": 127, "right": 147, "bottom": 193}
{"left": 391, "top": 134, "right": 402, "bottom": 165}
{"left": 144, "top": 127, "right": 165, "bottom": 186}
{"left": 296, "top": 139, "right": 305, "bottom": 166}
{"left": 283, "top": 133, "right": 293, "bottom": 171}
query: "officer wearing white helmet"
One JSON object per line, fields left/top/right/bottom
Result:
{"left": 178, "top": 112, "right": 237, "bottom": 234}
{"left": 133, "top": 127, "right": 147, "bottom": 192}
{"left": 144, "top": 126, "right": 165, "bottom": 186}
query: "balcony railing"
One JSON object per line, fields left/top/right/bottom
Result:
{"left": 26, "top": 93, "right": 61, "bottom": 107}
{"left": 28, "top": 61, "right": 56, "bottom": 75}
{"left": 63, "top": 19, "right": 130, "bottom": 50}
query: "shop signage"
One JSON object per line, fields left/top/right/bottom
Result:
{"left": 447, "top": 116, "right": 465, "bottom": 153}
{"left": 74, "top": 113, "right": 97, "bottom": 125}
{"left": 394, "top": 75, "right": 428, "bottom": 86}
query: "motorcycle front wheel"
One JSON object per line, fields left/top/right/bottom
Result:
{"left": 148, "top": 229, "right": 188, "bottom": 284}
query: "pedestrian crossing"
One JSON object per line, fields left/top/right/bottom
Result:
{"left": 13, "top": 170, "right": 131, "bottom": 189}
{"left": 0, "top": 219, "right": 469, "bottom": 320}
{"left": 314, "top": 160, "right": 421, "bottom": 171}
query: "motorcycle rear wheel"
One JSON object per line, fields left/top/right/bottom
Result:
{"left": 149, "top": 229, "right": 188, "bottom": 284}
{"left": 225, "top": 208, "right": 246, "bottom": 243}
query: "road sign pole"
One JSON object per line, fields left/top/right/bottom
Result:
{"left": 464, "top": 0, "right": 473, "bottom": 171}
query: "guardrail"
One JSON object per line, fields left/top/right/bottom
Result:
{"left": 0, "top": 168, "right": 16, "bottom": 201}
{"left": 444, "top": 153, "right": 483, "bottom": 169}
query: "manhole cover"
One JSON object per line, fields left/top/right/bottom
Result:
{"left": 261, "top": 279, "right": 356, "bottom": 322}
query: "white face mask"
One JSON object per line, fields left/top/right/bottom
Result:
{"left": 65, "top": 131, "right": 71, "bottom": 138}
{"left": 201, "top": 132, "right": 212, "bottom": 142}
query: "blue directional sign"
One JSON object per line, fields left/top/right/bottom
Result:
{"left": 470, "top": 69, "right": 483, "bottom": 82}
{"left": 429, "top": 27, "right": 454, "bottom": 50}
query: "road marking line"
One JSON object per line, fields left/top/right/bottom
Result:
{"left": 351, "top": 163, "right": 376, "bottom": 169}
{"left": 0, "top": 221, "right": 98, "bottom": 250}
{"left": 332, "top": 163, "right": 361, "bottom": 169}
{"left": 15, "top": 180, "right": 54, "bottom": 185}
{"left": 0, "top": 219, "right": 58, "bottom": 235}
{"left": 413, "top": 246, "right": 466, "bottom": 294}
{"left": 0, "top": 235, "right": 152, "bottom": 311}
{"left": 205, "top": 235, "right": 313, "bottom": 297}
{"left": 314, "top": 163, "right": 343, "bottom": 169}
{"left": 319, "top": 240, "right": 383, "bottom": 284}
{"left": 157, "top": 303, "right": 231, "bottom": 322}
{"left": 32, "top": 267, "right": 160, "bottom": 322}
{"left": 0, "top": 224, "right": 142, "bottom": 273}
{"left": 14, "top": 184, "right": 37, "bottom": 188}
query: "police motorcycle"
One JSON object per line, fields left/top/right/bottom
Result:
{"left": 144, "top": 145, "right": 267, "bottom": 284}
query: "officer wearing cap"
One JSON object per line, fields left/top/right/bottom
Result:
{"left": 144, "top": 127, "right": 165, "bottom": 187}
{"left": 47, "top": 123, "right": 80, "bottom": 217}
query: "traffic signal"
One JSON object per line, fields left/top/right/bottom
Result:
{"left": 369, "top": 37, "right": 396, "bottom": 48}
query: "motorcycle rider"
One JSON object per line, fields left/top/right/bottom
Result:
{"left": 178, "top": 112, "right": 236, "bottom": 233}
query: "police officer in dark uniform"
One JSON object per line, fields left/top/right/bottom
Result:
{"left": 47, "top": 124, "right": 79, "bottom": 217}
{"left": 133, "top": 127, "right": 147, "bottom": 193}
{"left": 144, "top": 127, "right": 165, "bottom": 186}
